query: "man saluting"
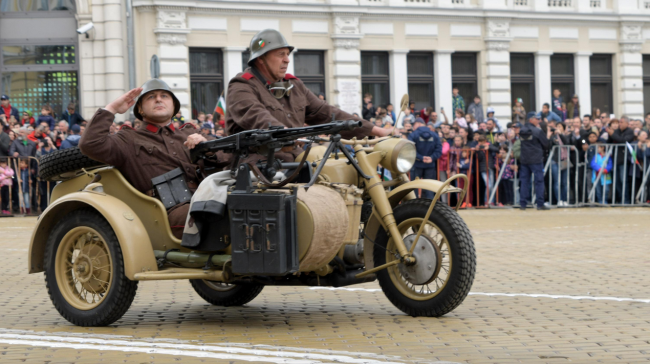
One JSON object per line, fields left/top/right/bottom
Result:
{"left": 79, "top": 80, "right": 212, "bottom": 238}
{"left": 226, "top": 29, "right": 391, "bottom": 162}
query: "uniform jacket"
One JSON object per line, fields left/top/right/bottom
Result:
{"left": 408, "top": 126, "right": 442, "bottom": 169}
{"left": 519, "top": 123, "right": 550, "bottom": 165}
{"left": 226, "top": 68, "right": 374, "bottom": 162}
{"left": 79, "top": 108, "right": 203, "bottom": 194}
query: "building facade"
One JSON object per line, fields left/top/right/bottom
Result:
{"left": 2, "top": 0, "right": 650, "bottom": 126}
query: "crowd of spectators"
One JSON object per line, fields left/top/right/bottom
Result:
{"left": 3, "top": 85, "right": 650, "bottom": 215}
{"left": 362, "top": 88, "right": 650, "bottom": 208}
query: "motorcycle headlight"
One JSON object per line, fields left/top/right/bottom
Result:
{"left": 374, "top": 138, "right": 417, "bottom": 174}
{"left": 394, "top": 142, "right": 416, "bottom": 173}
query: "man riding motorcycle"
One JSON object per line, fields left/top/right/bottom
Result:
{"left": 226, "top": 29, "right": 392, "bottom": 162}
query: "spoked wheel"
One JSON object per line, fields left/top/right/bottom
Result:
{"left": 373, "top": 199, "right": 476, "bottom": 317}
{"left": 44, "top": 209, "right": 138, "bottom": 326}
{"left": 190, "top": 279, "right": 264, "bottom": 306}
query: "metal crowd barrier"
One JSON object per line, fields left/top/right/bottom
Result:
{"left": 427, "top": 141, "right": 650, "bottom": 209}
{"left": 0, "top": 156, "right": 51, "bottom": 216}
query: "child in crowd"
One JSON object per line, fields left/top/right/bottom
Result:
{"left": 497, "top": 146, "right": 516, "bottom": 206}
{"left": 37, "top": 105, "right": 56, "bottom": 130}
{"left": 0, "top": 158, "right": 14, "bottom": 215}
{"left": 590, "top": 144, "right": 612, "bottom": 204}
{"left": 455, "top": 109, "right": 468, "bottom": 129}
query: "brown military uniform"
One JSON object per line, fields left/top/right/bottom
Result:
{"left": 79, "top": 108, "right": 201, "bottom": 238}
{"left": 226, "top": 68, "right": 374, "bottom": 161}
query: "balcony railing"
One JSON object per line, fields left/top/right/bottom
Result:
{"left": 514, "top": 0, "right": 528, "bottom": 5}
{"left": 548, "top": 0, "right": 571, "bottom": 7}
{"left": 590, "top": 0, "right": 601, "bottom": 7}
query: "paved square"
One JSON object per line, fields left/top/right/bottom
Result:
{"left": 0, "top": 208, "right": 648, "bottom": 363}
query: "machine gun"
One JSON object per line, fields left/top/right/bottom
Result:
{"left": 191, "top": 120, "right": 370, "bottom": 189}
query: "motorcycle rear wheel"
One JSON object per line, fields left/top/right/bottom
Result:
{"left": 373, "top": 199, "right": 475, "bottom": 317}
{"left": 190, "top": 280, "right": 263, "bottom": 306}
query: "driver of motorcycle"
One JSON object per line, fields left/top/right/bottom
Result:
{"left": 79, "top": 79, "right": 224, "bottom": 239}
{"left": 226, "top": 29, "right": 393, "bottom": 162}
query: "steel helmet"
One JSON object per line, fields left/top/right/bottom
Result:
{"left": 133, "top": 79, "right": 180, "bottom": 121}
{"left": 247, "top": 29, "right": 294, "bottom": 67}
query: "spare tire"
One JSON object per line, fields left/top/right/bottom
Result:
{"left": 39, "top": 147, "right": 106, "bottom": 181}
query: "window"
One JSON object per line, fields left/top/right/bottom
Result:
{"left": 189, "top": 48, "right": 224, "bottom": 119}
{"left": 551, "top": 54, "right": 574, "bottom": 110}
{"left": 293, "top": 51, "right": 325, "bottom": 96}
{"left": 510, "top": 53, "right": 535, "bottom": 122}
{"left": 590, "top": 54, "right": 613, "bottom": 116}
{"left": 242, "top": 50, "right": 250, "bottom": 71}
{"left": 361, "top": 52, "right": 390, "bottom": 108}
{"left": 643, "top": 55, "right": 650, "bottom": 114}
{"left": 0, "top": 0, "right": 76, "bottom": 11}
{"left": 1, "top": 71, "right": 78, "bottom": 118}
{"left": 1, "top": 44, "right": 79, "bottom": 117}
{"left": 407, "top": 52, "right": 434, "bottom": 111}
{"left": 451, "top": 52, "right": 477, "bottom": 113}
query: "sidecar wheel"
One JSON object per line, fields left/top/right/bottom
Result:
{"left": 44, "top": 209, "right": 138, "bottom": 326}
{"left": 190, "top": 280, "right": 263, "bottom": 306}
{"left": 373, "top": 199, "right": 476, "bottom": 317}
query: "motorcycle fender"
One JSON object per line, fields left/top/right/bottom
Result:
{"left": 363, "top": 179, "right": 460, "bottom": 270}
{"left": 28, "top": 191, "right": 158, "bottom": 279}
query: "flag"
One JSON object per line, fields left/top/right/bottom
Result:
{"left": 214, "top": 95, "right": 226, "bottom": 117}
{"left": 626, "top": 141, "right": 640, "bottom": 165}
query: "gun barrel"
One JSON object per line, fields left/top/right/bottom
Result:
{"left": 190, "top": 120, "right": 362, "bottom": 162}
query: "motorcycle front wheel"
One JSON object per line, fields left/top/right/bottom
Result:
{"left": 373, "top": 199, "right": 476, "bottom": 317}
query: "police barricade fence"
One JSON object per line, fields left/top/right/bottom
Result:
{"left": 407, "top": 147, "right": 505, "bottom": 209}
{"left": 407, "top": 142, "right": 650, "bottom": 209}
{"left": 0, "top": 156, "right": 52, "bottom": 216}
{"left": 485, "top": 143, "right": 650, "bottom": 208}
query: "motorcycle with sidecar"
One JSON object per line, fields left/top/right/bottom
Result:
{"left": 30, "top": 115, "right": 475, "bottom": 327}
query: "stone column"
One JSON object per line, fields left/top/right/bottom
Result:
{"left": 389, "top": 50, "right": 409, "bottom": 114}
{"left": 154, "top": 9, "right": 191, "bottom": 119}
{"left": 91, "top": 0, "right": 106, "bottom": 111}
{"left": 535, "top": 51, "right": 553, "bottom": 112}
{"left": 434, "top": 50, "right": 454, "bottom": 117}
{"left": 619, "top": 24, "right": 644, "bottom": 119}
{"left": 330, "top": 15, "right": 363, "bottom": 115}
{"left": 77, "top": 12, "right": 96, "bottom": 117}
{"left": 484, "top": 19, "right": 512, "bottom": 128}
{"left": 574, "top": 51, "right": 592, "bottom": 118}
{"left": 103, "top": 0, "right": 126, "bottom": 120}
{"left": 223, "top": 46, "right": 247, "bottom": 91}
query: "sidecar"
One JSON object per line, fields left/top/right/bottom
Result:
{"left": 30, "top": 131, "right": 474, "bottom": 327}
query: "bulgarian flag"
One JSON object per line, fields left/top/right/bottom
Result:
{"left": 214, "top": 95, "right": 226, "bottom": 117}
{"left": 626, "top": 142, "right": 640, "bottom": 165}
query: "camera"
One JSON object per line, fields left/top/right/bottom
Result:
{"left": 77, "top": 22, "right": 94, "bottom": 36}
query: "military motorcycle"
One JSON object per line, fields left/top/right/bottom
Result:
{"left": 30, "top": 102, "right": 475, "bottom": 327}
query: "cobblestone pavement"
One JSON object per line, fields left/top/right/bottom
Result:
{"left": 0, "top": 208, "right": 649, "bottom": 364}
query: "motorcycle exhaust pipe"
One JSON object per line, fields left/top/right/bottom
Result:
{"left": 154, "top": 250, "right": 230, "bottom": 268}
